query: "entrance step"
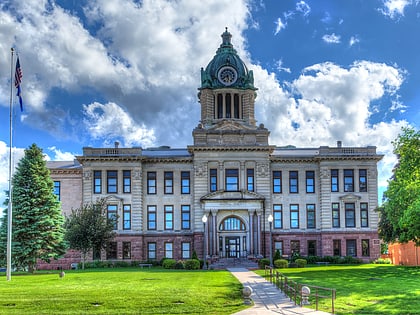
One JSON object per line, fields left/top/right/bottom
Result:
{"left": 209, "top": 258, "right": 259, "bottom": 270}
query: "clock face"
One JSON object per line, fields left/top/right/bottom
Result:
{"left": 218, "top": 66, "right": 238, "bottom": 86}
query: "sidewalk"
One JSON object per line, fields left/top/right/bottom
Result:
{"left": 228, "top": 268, "right": 332, "bottom": 315}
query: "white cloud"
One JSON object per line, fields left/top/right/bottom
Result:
{"left": 380, "top": 0, "right": 412, "bottom": 19}
{"left": 349, "top": 35, "right": 360, "bottom": 46}
{"left": 322, "top": 33, "right": 341, "bottom": 44}
{"left": 275, "top": 59, "right": 291, "bottom": 73}
{"left": 296, "top": 1, "right": 311, "bottom": 17}
{"left": 47, "top": 147, "right": 76, "bottom": 161}
{"left": 274, "top": 17, "right": 286, "bottom": 35}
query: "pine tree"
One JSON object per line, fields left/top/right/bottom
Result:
{"left": 0, "top": 144, "right": 67, "bottom": 272}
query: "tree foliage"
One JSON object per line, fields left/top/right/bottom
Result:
{"left": 64, "top": 198, "right": 117, "bottom": 269}
{"left": 0, "top": 144, "right": 67, "bottom": 272}
{"left": 378, "top": 127, "right": 420, "bottom": 245}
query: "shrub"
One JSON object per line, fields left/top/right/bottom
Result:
{"left": 273, "top": 249, "right": 281, "bottom": 261}
{"left": 374, "top": 258, "right": 392, "bottom": 264}
{"left": 174, "top": 260, "right": 185, "bottom": 269}
{"left": 113, "top": 261, "right": 130, "bottom": 268}
{"left": 295, "top": 259, "right": 307, "bottom": 268}
{"left": 185, "top": 259, "right": 200, "bottom": 270}
{"left": 274, "top": 259, "right": 288, "bottom": 269}
{"left": 162, "top": 259, "right": 176, "bottom": 269}
{"left": 192, "top": 250, "right": 199, "bottom": 260}
{"left": 258, "top": 258, "right": 270, "bottom": 269}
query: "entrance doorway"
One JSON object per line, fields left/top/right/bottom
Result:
{"left": 226, "top": 236, "right": 240, "bottom": 258}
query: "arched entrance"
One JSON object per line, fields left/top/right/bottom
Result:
{"left": 219, "top": 216, "right": 247, "bottom": 258}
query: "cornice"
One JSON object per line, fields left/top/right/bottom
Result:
{"left": 188, "top": 145, "right": 275, "bottom": 153}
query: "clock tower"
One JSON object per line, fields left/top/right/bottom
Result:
{"left": 193, "top": 28, "right": 270, "bottom": 146}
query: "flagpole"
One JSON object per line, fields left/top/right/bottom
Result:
{"left": 6, "top": 48, "right": 15, "bottom": 281}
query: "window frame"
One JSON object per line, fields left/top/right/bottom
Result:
{"left": 306, "top": 204, "right": 316, "bottom": 229}
{"left": 164, "top": 205, "right": 174, "bottom": 230}
{"left": 362, "top": 239, "right": 370, "bottom": 256}
{"left": 147, "top": 171, "right": 157, "bottom": 194}
{"left": 225, "top": 168, "right": 239, "bottom": 191}
{"left": 306, "top": 171, "right": 315, "bottom": 193}
{"left": 346, "top": 239, "right": 357, "bottom": 257}
{"left": 290, "top": 204, "right": 299, "bottom": 229}
{"left": 181, "top": 171, "right": 190, "bottom": 194}
{"left": 94, "top": 170, "right": 102, "bottom": 194}
{"left": 147, "top": 205, "right": 157, "bottom": 230}
{"left": 182, "top": 242, "right": 191, "bottom": 259}
{"left": 53, "top": 181, "right": 61, "bottom": 201}
{"left": 181, "top": 205, "right": 191, "bottom": 230}
{"left": 148, "top": 242, "right": 157, "bottom": 260}
{"left": 122, "top": 242, "right": 131, "bottom": 259}
{"left": 360, "top": 202, "right": 369, "bottom": 227}
{"left": 289, "top": 171, "right": 299, "bottom": 193}
{"left": 333, "top": 239, "right": 341, "bottom": 256}
{"left": 344, "top": 169, "right": 354, "bottom": 192}
{"left": 308, "top": 240, "right": 317, "bottom": 256}
{"left": 164, "top": 171, "right": 174, "bottom": 194}
{"left": 165, "top": 242, "right": 173, "bottom": 259}
{"left": 359, "top": 169, "right": 367, "bottom": 192}
{"left": 210, "top": 168, "right": 218, "bottom": 192}
{"left": 107, "top": 204, "right": 118, "bottom": 230}
{"left": 123, "top": 170, "right": 131, "bottom": 193}
{"left": 106, "top": 241, "right": 117, "bottom": 260}
{"left": 107, "top": 170, "right": 118, "bottom": 194}
{"left": 332, "top": 203, "right": 340, "bottom": 228}
{"left": 247, "top": 168, "right": 255, "bottom": 192}
{"left": 123, "top": 204, "right": 131, "bottom": 230}
{"left": 345, "top": 203, "right": 356, "bottom": 227}
{"left": 273, "top": 171, "right": 282, "bottom": 193}
{"left": 273, "top": 204, "right": 283, "bottom": 229}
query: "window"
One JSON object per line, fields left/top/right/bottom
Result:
{"left": 308, "top": 240, "right": 317, "bottom": 256}
{"left": 345, "top": 203, "right": 356, "bottom": 227}
{"left": 290, "top": 204, "right": 299, "bottom": 229}
{"left": 360, "top": 203, "right": 369, "bottom": 227}
{"left": 53, "top": 181, "right": 61, "bottom": 201}
{"left": 123, "top": 170, "right": 131, "bottom": 193}
{"left": 289, "top": 171, "right": 299, "bottom": 193}
{"left": 346, "top": 239, "right": 357, "bottom": 257}
{"left": 165, "top": 242, "right": 173, "bottom": 258}
{"left": 273, "top": 171, "right": 282, "bottom": 193}
{"left": 182, "top": 242, "right": 191, "bottom": 259}
{"left": 181, "top": 205, "right": 191, "bottom": 230}
{"left": 333, "top": 239, "right": 341, "bottom": 256}
{"left": 148, "top": 242, "right": 156, "bottom": 260}
{"left": 273, "top": 204, "right": 283, "bottom": 229}
{"left": 164, "top": 171, "right": 173, "bottom": 194}
{"left": 107, "top": 205, "right": 118, "bottom": 230}
{"left": 165, "top": 205, "right": 174, "bottom": 230}
{"left": 359, "top": 169, "right": 367, "bottom": 192}
{"left": 331, "top": 169, "right": 339, "bottom": 192}
{"left": 147, "top": 205, "right": 156, "bottom": 230}
{"left": 123, "top": 242, "right": 131, "bottom": 259}
{"left": 226, "top": 93, "right": 231, "bottom": 118}
{"left": 147, "top": 172, "right": 156, "bottom": 194}
{"left": 93, "top": 248, "right": 101, "bottom": 260}
{"left": 107, "top": 170, "right": 118, "bottom": 193}
{"left": 306, "top": 171, "right": 315, "bottom": 193}
{"left": 291, "top": 240, "right": 300, "bottom": 256}
{"left": 94, "top": 170, "right": 102, "bottom": 194}
{"left": 210, "top": 169, "right": 217, "bottom": 192}
{"left": 362, "top": 239, "right": 370, "bottom": 256}
{"left": 234, "top": 94, "right": 240, "bottom": 118}
{"left": 344, "top": 169, "right": 354, "bottom": 192}
{"left": 274, "top": 241, "right": 283, "bottom": 256}
{"left": 123, "top": 205, "right": 131, "bottom": 230}
{"left": 106, "top": 242, "right": 117, "bottom": 260}
{"left": 225, "top": 169, "right": 239, "bottom": 191}
{"left": 181, "top": 171, "right": 190, "bottom": 194}
{"left": 332, "top": 203, "right": 340, "bottom": 228}
{"left": 306, "top": 204, "right": 316, "bottom": 228}
{"left": 220, "top": 217, "right": 245, "bottom": 231}
{"left": 247, "top": 168, "right": 254, "bottom": 192}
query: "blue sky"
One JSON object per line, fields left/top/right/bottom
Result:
{"left": 0, "top": 0, "right": 419, "bottom": 205}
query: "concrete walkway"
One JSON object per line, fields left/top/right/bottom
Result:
{"left": 228, "top": 268, "right": 332, "bottom": 315}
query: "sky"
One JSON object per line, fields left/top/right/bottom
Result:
{"left": 0, "top": 0, "right": 419, "bottom": 206}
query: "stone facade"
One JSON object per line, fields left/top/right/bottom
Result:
{"left": 44, "top": 30, "right": 383, "bottom": 268}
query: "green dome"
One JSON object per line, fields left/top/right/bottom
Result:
{"left": 200, "top": 28, "right": 256, "bottom": 90}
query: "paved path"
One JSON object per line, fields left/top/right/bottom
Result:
{"left": 228, "top": 268, "right": 332, "bottom": 315}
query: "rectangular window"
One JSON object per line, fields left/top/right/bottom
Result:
{"left": 289, "top": 171, "right": 299, "bottom": 193}
{"left": 333, "top": 239, "right": 341, "bottom": 256}
{"left": 181, "top": 171, "right": 190, "bottom": 194}
{"left": 148, "top": 242, "right": 156, "bottom": 260}
{"left": 107, "top": 204, "right": 118, "bottom": 230}
{"left": 274, "top": 241, "right": 283, "bottom": 256}
{"left": 273, "top": 204, "right": 283, "bottom": 229}
{"left": 359, "top": 169, "right": 367, "bottom": 192}
{"left": 181, "top": 205, "right": 191, "bottom": 230}
{"left": 225, "top": 169, "right": 239, "bottom": 191}
{"left": 182, "top": 242, "right": 191, "bottom": 259}
{"left": 346, "top": 239, "right": 357, "bottom": 257}
{"left": 344, "top": 169, "right": 354, "bottom": 192}
{"left": 164, "top": 171, "right": 173, "bottom": 194}
{"left": 165, "top": 242, "right": 173, "bottom": 258}
{"left": 360, "top": 203, "right": 369, "bottom": 227}
{"left": 106, "top": 242, "right": 117, "bottom": 260}
{"left": 165, "top": 205, "right": 174, "bottom": 230}
{"left": 123, "top": 205, "right": 131, "bottom": 230}
{"left": 273, "top": 171, "right": 282, "bottom": 193}
{"left": 247, "top": 168, "right": 254, "bottom": 192}
{"left": 94, "top": 170, "right": 102, "bottom": 194}
{"left": 107, "top": 170, "right": 118, "bottom": 193}
{"left": 308, "top": 240, "right": 317, "bottom": 256}
{"left": 147, "top": 172, "right": 157, "bottom": 194}
{"left": 332, "top": 203, "right": 340, "bottom": 228}
{"left": 210, "top": 169, "right": 218, "bottom": 192}
{"left": 123, "top": 170, "right": 131, "bottom": 193}
{"left": 345, "top": 203, "right": 356, "bottom": 227}
{"left": 53, "top": 181, "right": 61, "bottom": 201}
{"left": 306, "top": 171, "right": 315, "bottom": 193}
{"left": 306, "top": 204, "right": 316, "bottom": 229}
{"left": 147, "top": 205, "right": 157, "bottom": 230}
{"left": 291, "top": 240, "right": 300, "bottom": 256}
{"left": 123, "top": 242, "right": 131, "bottom": 259}
{"left": 362, "top": 239, "right": 370, "bottom": 256}
{"left": 331, "top": 169, "right": 339, "bottom": 192}
{"left": 290, "top": 204, "right": 299, "bottom": 229}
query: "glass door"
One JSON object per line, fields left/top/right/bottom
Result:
{"left": 226, "top": 237, "right": 240, "bottom": 258}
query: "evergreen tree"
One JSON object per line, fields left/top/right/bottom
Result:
{"left": 0, "top": 144, "right": 67, "bottom": 272}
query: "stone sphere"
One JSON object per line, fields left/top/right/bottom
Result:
{"left": 242, "top": 286, "right": 253, "bottom": 298}
{"left": 301, "top": 286, "right": 311, "bottom": 296}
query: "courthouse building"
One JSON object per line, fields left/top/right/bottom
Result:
{"left": 48, "top": 29, "right": 383, "bottom": 266}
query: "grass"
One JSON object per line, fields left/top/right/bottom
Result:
{"left": 0, "top": 268, "right": 247, "bottom": 315}
{"left": 257, "top": 264, "right": 420, "bottom": 315}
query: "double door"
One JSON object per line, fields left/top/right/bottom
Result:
{"left": 225, "top": 236, "right": 240, "bottom": 258}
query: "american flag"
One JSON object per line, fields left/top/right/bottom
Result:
{"left": 15, "top": 57, "right": 23, "bottom": 111}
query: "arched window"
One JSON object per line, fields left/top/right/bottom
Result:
{"left": 220, "top": 216, "right": 245, "bottom": 231}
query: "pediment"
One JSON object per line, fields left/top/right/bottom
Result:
{"left": 339, "top": 194, "right": 362, "bottom": 202}
{"left": 210, "top": 120, "right": 254, "bottom": 131}
{"left": 200, "top": 190, "right": 265, "bottom": 201}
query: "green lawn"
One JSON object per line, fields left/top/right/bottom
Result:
{"left": 258, "top": 264, "right": 420, "bottom": 315}
{"left": 0, "top": 268, "right": 247, "bottom": 315}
